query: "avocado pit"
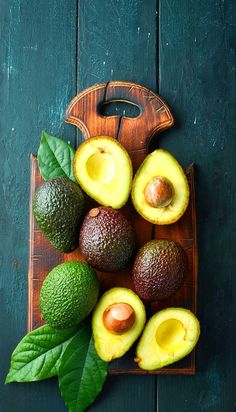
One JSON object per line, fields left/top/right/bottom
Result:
{"left": 144, "top": 176, "right": 173, "bottom": 208}
{"left": 103, "top": 302, "right": 135, "bottom": 335}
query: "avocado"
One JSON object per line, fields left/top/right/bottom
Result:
{"left": 33, "top": 176, "right": 85, "bottom": 252}
{"left": 132, "top": 240, "right": 187, "bottom": 301}
{"left": 79, "top": 206, "right": 136, "bottom": 272}
{"left": 73, "top": 136, "right": 132, "bottom": 209}
{"left": 135, "top": 308, "right": 200, "bottom": 370}
{"left": 40, "top": 261, "right": 99, "bottom": 328}
{"left": 92, "top": 287, "right": 146, "bottom": 361}
{"left": 131, "top": 149, "right": 189, "bottom": 224}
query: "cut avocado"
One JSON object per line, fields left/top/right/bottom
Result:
{"left": 40, "top": 261, "right": 99, "bottom": 328}
{"left": 79, "top": 206, "right": 136, "bottom": 272}
{"left": 33, "top": 176, "right": 85, "bottom": 252}
{"left": 92, "top": 288, "right": 146, "bottom": 361}
{"left": 132, "top": 240, "right": 187, "bottom": 301}
{"left": 131, "top": 149, "right": 189, "bottom": 224}
{"left": 73, "top": 136, "right": 132, "bottom": 209}
{"left": 135, "top": 308, "right": 200, "bottom": 370}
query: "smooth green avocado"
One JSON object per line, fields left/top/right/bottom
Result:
{"left": 33, "top": 176, "right": 85, "bottom": 252}
{"left": 132, "top": 240, "right": 187, "bottom": 301}
{"left": 135, "top": 308, "right": 200, "bottom": 370}
{"left": 79, "top": 206, "right": 136, "bottom": 272}
{"left": 92, "top": 288, "right": 146, "bottom": 362}
{"left": 40, "top": 261, "right": 99, "bottom": 328}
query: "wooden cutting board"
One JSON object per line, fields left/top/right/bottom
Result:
{"left": 28, "top": 81, "right": 198, "bottom": 374}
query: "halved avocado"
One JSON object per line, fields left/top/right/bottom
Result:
{"left": 131, "top": 149, "right": 189, "bottom": 224}
{"left": 135, "top": 308, "right": 200, "bottom": 370}
{"left": 73, "top": 136, "right": 132, "bottom": 209}
{"left": 92, "top": 288, "right": 146, "bottom": 362}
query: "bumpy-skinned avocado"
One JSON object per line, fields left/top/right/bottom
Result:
{"left": 79, "top": 207, "right": 136, "bottom": 272}
{"left": 73, "top": 136, "right": 133, "bottom": 209}
{"left": 132, "top": 240, "right": 187, "bottom": 301}
{"left": 33, "top": 176, "right": 85, "bottom": 252}
{"left": 40, "top": 261, "right": 99, "bottom": 328}
{"left": 135, "top": 308, "right": 200, "bottom": 370}
{"left": 132, "top": 149, "right": 189, "bottom": 224}
{"left": 92, "top": 288, "right": 146, "bottom": 361}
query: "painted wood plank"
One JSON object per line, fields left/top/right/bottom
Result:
{"left": 77, "top": 1, "right": 158, "bottom": 411}
{"left": 0, "top": 1, "right": 77, "bottom": 411}
{"left": 158, "top": 1, "right": 236, "bottom": 411}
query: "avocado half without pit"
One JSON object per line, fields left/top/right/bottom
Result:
{"left": 135, "top": 308, "right": 200, "bottom": 370}
{"left": 92, "top": 288, "right": 146, "bottom": 361}
{"left": 73, "top": 136, "right": 133, "bottom": 209}
{"left": 132, "top": 149, "right": 190, "bottom": 224}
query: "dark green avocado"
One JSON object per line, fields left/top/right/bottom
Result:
{"left": 79, "top": 206, "right": 136, "bottom": 272}
{"left": 132, "top": 240, "right": 187, "bottom": 301}
{"left": 33, "top": 176, "right": 85, "bottom": 252}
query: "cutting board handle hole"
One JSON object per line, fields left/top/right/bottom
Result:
{"left": 99, "top": 100, "right": 141, "bottom": 118}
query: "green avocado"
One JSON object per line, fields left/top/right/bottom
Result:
{"left": 40, "top": 261, "right": 99, "bottom": 328}
{"left": 79, "top": 206, "right": 136, "bottom": 272}
{"left": 135, "top": 308, "right": 200, "bottom": 370}
{"left": 33, "top": 176, "right": 85, "bottom": 252}
{"left": 132, "top": 240, "right": 187, "bottom": 301}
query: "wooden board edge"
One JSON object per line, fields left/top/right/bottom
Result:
{"left": 27, "top": 154, "right": 37, "bottom": 332}
{"left": 109, "top": 366, "right": 195, "bottom": 375}
{"left": 27, "top": 155, "right": 197, "bottom": 375}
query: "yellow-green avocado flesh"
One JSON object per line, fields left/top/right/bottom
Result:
{"left": 135, "top": 307, "right": 200, "bottom": 370}
{"left": 131, "top": 149, "right": 190, "bottom": 224}
{"left": 73, "top": 136, "right": 133, "bottom": 209}
{"left": 92, "top": 288, "right": 146, "bottom": 362}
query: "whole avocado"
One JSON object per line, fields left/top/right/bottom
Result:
{"left": 132, "top": 240, "right": 187, "bottom": 300}
{"left": 79, "top": 207, "right": 136, "bottom": 272}
{"left": 33, "top": 176, "right": 85, "bottom": 252}
{"left": 40, "top": 261, "right": 99, "bottom": 328}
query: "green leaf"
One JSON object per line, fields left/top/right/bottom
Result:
{"left": 59, "top": 323, "right": 108, "bottom": 412}
{"left": 38, "top": 130, "right": 76, "bottom": 182}
{"left": 5, "top": 325, "right": 78, "bottom": 383}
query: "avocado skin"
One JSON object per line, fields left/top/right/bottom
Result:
{"left": 79, "top": 207, "right": 136, "bottom": 272}
{"left": 132, "top": 240, "right": 187, "bottom": 301}
{"left": 40, "top": 261, "right": 99, "bottom": 328}
{"left": 33, "top": 177, "right": 85, "bottom": 252}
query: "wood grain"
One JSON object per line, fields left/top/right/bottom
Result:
{"left": 28, "top": 152, "right": 197, "bottom": 375}
{"left": 157, "top": 1, "right": 236, "bottom": 411}
{"left": 66, "top": 81, "right": 174, "bottom": 172}
{"left": 1, "top": 0, "right": 234, "bottom": 410}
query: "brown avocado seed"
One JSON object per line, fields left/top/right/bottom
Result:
{"left": 103, "top": 302, "right": 135, "bottom": 335}
{"left": 144, "top": 176, "right": 173, "bottom": 208}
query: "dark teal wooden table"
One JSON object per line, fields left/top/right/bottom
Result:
{"left": 0, "top": 1, "right": 235, "bottom": 411}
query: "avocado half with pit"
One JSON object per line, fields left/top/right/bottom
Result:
{"left": 73, "top": 136, "right": 132, "bottom": 209}
{"left": 131, "top": 149, "right": 189, "bottom": 224}
{"left": 92, "top": 288, "right": 146, "bottom": 362}
{"left": 135, "top": 308, "right": 200, "bottom": 370}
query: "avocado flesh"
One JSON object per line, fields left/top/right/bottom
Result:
{"left": 33, "top": 176, "right": 85, "bottom": 252}
{"left": 133, "top": 240, "right": 186, "bottom": 301}
{"left": 40, "top": 261, "right": 99, "bottom": 328}
{"left": 79, "top": 206, "right": 136, "bottom": 272}
{"left": 132, "top": 149, "right": 189, "bottom": 224}
{"left": 136, "top": 308, "right": 200, "bottom": 370}
{"left": 73, "top": 136, "right": 132, "bottom": 209}
{"left": 92, "top": 288, "right": 146, "bottom": 361}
